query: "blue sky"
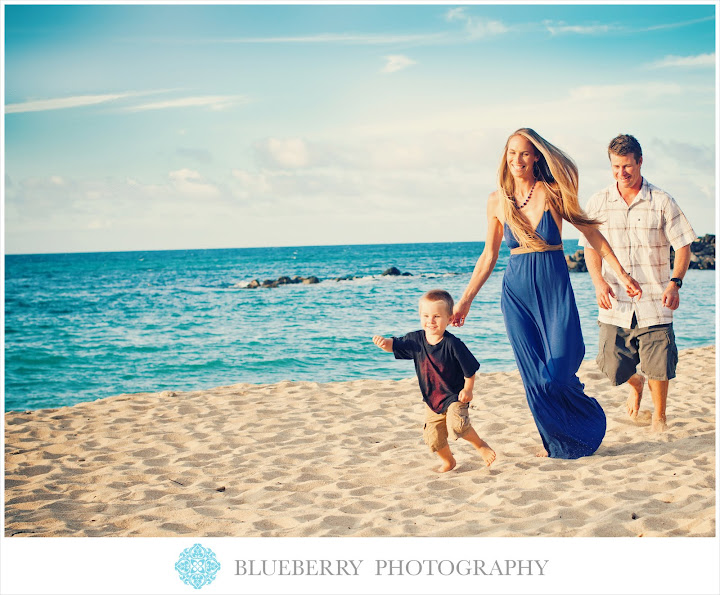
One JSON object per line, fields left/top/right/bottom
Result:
{"left": 3, "top": 2, "right": 717, "bottom": 254}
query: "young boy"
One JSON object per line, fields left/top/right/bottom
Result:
{"left": 373, "top": 289, "right": 496, "bottom": 473}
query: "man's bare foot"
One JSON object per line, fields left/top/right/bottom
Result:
{"left": 479, "top": 445, "right": 496, "bottom": 467}
{"left": 434, "top": 458, "right": 457, "bottom": 473}
{"left": 651, "top": 415, "right": 668, "bottom": 433}
{"left": 626, "top": 374, "right": 645, "bottom": 420}
{"left": 536, "top": 448, "right": 549, "bottom": 458}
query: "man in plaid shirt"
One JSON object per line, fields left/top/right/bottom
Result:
{"left": 581, "top": 134, "right": 696, "bottom": 433}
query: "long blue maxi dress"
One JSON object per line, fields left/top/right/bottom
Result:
{"left": 502, "top": 209, "right": 606, "bottom": 458}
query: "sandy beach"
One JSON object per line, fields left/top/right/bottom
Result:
{"left": 4, "top": 345, "right": 715, "bottom": 538}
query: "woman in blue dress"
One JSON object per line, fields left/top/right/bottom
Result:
{"left": 451, "top": 128, "right": 642, "bottom": 459}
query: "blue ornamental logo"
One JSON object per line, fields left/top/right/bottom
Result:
{"left": 175, "top": 543, "right": 221, "bottom": 589}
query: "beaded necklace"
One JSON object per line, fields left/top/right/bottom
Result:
{"left": 515, "top": 180, "right": 537, "bottom": 209}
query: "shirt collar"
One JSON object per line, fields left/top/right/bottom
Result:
{"left": 610, "top": 177, "right": 648, "bottom": 205}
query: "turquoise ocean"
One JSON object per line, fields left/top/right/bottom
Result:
{"left": 4, "top": 241, "right": 716, "bottom": 412}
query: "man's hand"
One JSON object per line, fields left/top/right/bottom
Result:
{"left": 595, "top": 278, "right": 616, "bottom": 310}
{"left": 662, "top": 283, "right": 681, "bottom": 310}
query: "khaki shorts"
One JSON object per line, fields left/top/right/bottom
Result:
{"left": 597, "top": 316, "right": 678, "bottom": 385}
{"left": 423, "top": 401, "right": 472, "bottom": 452}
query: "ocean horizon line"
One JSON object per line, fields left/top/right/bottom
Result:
{"left": 4, "top": 237, "right": 550, "bottom": 258}
{"left": 6, "top": 230, "right": 718, "bottom": 258}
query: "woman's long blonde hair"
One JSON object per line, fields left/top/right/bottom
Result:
{"left": 499, "top": 128, "right": 599, "bottom": 251}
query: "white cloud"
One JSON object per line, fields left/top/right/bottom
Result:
{"left": 215, "top": 32, "right": 447, "bottom": 45}
{"left": 445, "top": 7, "right": 467, "bottom": 23}
{"left": 638, "top": 15, "right": 715, "bottom": 33}
{"left": 256, "top": 138, "right": 311, "bottom": 169}
{"left": 543, "top": 21, "right": 612, "bottom": 35}
{"left": 649, "top": 138, "right": 715, "bottom": 172}
{"left": 231, "top": 169, "right": 272, "bottom": 197}
{"left": 466, "top": 19, "right": 509, "bottom": 38}
{"left": 382, "top": 54, "right": 417, "bottom": 74}
{"left": 543, "top": 15, "right": 714, "bottom": 37}
{"left": 5, "top": 92, "right": 141, "bottom": 114}
{"left": 445, "top": 7, "right": 508, "bottom": 38}
{"left": 168, "top": 169, "right": 220, "bottom": 197}
{"left": 649, "top": 53, "right": 716, "bottom": 68}
{"left": 127, "top": 95, "right": 246, "bottom": 112}
{"left": 568, "top": 81, "right": 684, "bottom": 102}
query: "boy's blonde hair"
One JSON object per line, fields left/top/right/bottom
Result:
{"left": 420, "top": 289, "right": 454, "bottom": 316}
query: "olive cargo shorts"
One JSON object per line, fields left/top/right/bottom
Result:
{"left": 423, "top": 401, "right": 472, "bottom": 452}
{"left": 597, "top": 317, "right": 678, "bottom": 385}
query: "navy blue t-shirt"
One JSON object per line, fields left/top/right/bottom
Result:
{"left": 392, "top": 330, "right": 480, "bottom": 414}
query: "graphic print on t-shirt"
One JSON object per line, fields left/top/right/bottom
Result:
{"left": 420, "top": 356, "right": 449, "bottom": 412}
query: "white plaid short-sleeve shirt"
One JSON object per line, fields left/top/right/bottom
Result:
{"left": 579, "top": 178, "right": 696, "bottom": 328}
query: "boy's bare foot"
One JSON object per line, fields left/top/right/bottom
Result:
{"left": 626, "top": 374, "right": 645, "bottom": 420}
{"left": 651, "top": 415, "right": 668, "bottom": 433}
{"left": 434, "top": 458, "right": 457, "bottom": 473}
{"left": 463, "top": 430, "right": 496, "bottom": 467}
{"left": 434, "top": 446, "right": 456, "bottom": 473}
{"left": 479, "top": 445, "right": 496, "bottom": 467}
{"left": 536, "top": 448, "right": 549, "bottom": 458}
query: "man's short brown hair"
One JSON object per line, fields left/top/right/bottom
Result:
{"left": 608, "top": 134, "right": 643, "bottom": 163}
{"left": 421, "top": 289, "right": 454, "bottom": 316}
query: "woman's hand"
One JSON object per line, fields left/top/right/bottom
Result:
{"left": 579, "top": 225, "right": 642, "bottom": 301}
{"left": 450, "top": 300, "right": 471, "bottom": 327}
{"left": 621, "top": 273, "right": 642, "bottom": 299}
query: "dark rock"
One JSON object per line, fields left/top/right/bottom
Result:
{"left": 672, "top": 234, "right": 715, "bottom": 270}
{"left": 242, "top": 265, "right": 414, "bottom": 288}
{"left": 243, "top": 274, "right": 320, "bottom": 288}
{"left": 382, "top": 267, "right": 402, "bottom": 276}
{"left": 566, "top": 249, "right": 587, "bottom": 273}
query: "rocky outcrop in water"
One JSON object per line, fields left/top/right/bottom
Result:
{"left": 673, "top": 234, "right": 715, "bottom": 270}
{"left": 244, "top": 275, "right": 320, "bottom": 289}
{"left": 241, "top": 267, "right": 412, "bottom": 288}
{"left": 566, "top": 234, "right": 715, "bottom": 272}
{"left": 565, "top": 249, "right": 587, "bottom": 273}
